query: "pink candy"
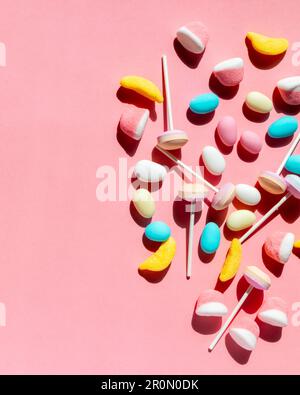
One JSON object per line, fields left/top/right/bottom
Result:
{"left": 195, "top": 289, "right": 228, "bottom": 317}
{"left": 217, "top": 116, "right": 238, "bottom": 146}
{"left": 229, "top": 316, "right": 260, "bottom": 350}
{"left": 176, "top": 22, "right": 209, "bottom": 54}
{"left": 258, "top": 296, "right": 288, "bottom": 327}
{"left": 240, "top": 130, "right": 262, "bottom": 155}
{"left": 213, "top": 58, "right": 244, "bottom": 87}
{"left": 264, "top": 231, "right": 295, "bottom": 264}
{"left": 119, "top": 105, "right": 149, "bottom": 140}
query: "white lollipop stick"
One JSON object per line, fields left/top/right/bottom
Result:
{"left": 209, "top": 266, "right": 271, "bottom": 351}
{"left": 208, "top": 285, "right": 253, "bottom": 351}
{"left": 162, "top": 55, "right": 174, "bottom": 130}
{"left": 156, "top": 146, "right": 219, "bottom": 193}
{"left": 187, "top": 201, "right": 195, "bottom": 278}
{"left": 239, "top": 193, "right": 291, "bottom": 244}
{"left": 276, "top": 131, "right": 300, "bottom": 174}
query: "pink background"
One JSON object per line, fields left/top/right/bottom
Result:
{"left": 0, "top": 0, "right": 299, "bottom": 374}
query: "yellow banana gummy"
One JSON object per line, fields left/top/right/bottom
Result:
{"left": 219, "top": 238, "right": 242, "bottom": 282}
{"left": 120, "top": 75, "right": 164, "bottom": 103}
{"left": 138, "top": 236, "right": 176, "bottom": 272}
{"left": 246, "top": 32, "right": 288, "bottom": 56}
{"left": 294, "top": 240, "right": 300, "bottom": 249}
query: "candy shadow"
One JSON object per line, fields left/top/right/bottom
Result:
{"left": 206, "top": 205, "right": 228, "bottom": 227}
{"left": 245, "top": 37, "right": 286, "bottom": 69}
{"left": 151, "top": 146, "right": 182, "bottom": 169}
{"left": 209, "top": 73, "right": 239, "bottom": 100}
{"left": 130, "top": 176, "right": 163, "bottom": 192}
{"left": 236, "top": 276, "right": 264, "bottom": 313}
{"left": 187, "top": 108, "right": 215, "bottom": 125}
{"left": 262, "top": 246, "right": 284, "bottom": 278}
{"left": 293, "top": 247, "right": 300, "bottom": 259}
{"left": 256, "top": 317, "right": 283, "bottom": 342}
{"left": 273, "top": 87, "right": 300, "bottom": 115}
{"left": 191, "top": 302, "right": 222, "bottom": 335}
{"left": 225, "top": 333, "right": 252, "bottom": 364}
{"left": 138, "top": 265, "right": 171, "bottom": 283}
{"left": 116, "top": 87, "right": 157, "bottom": 121}
{"left": 173, "top": 38, "right": 204, "bottom": 69}
{"left": 142, "top": 234, "right": 161, "bottom": 252}
{"left": 214, "top": 277, "right": 235, "bottom": 293}
{"left": 236, "top": 141, "right": 260, "bottom": 163}
{"left": 232, "top": 197, "right": 258, "bottom": 211}
{"left": 223, "top": 225, "right": 247, "bottom": 242}
{"left": 242, "top": 102, "right": 270, "bottom": 123}
{"left": 116, "top": 124, "right": 140, "bottom": 156}
{"left": 279, "top": 195, "right": 300, "bottom": 223}
{"left": 199, "top": 156, "right": 222, "bottom": 186}
{"left": 214, "top": 128, "right": 234, "bottom": 155}
{"left": 198, "top": 243, "right": 216, "bottom": 264}
{"left": 255, "top": 181, "right": 283, "bottom": 216}
{"left": 265, "top": 133, "right": 293, "bottom": 148}
{"left": 129, "top": 201, "right": 152, "bottom": 228}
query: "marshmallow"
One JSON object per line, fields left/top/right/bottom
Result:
{"left": 119, "top": 106, "right": 149, "bottom": 140}
{"left": 176, "top": 22, "right": 209, "bottom": 54}
{"left": 229, "top": 316, "right": 260, "bottom": 351}
{"left": 264, "top": 232, "right": 295, "bottom": 264}
{"left": 277, "top": 76, "right": 300, "bottom": 106}
{"left": 157, "top": 130, "right": 188, "bottom": 150}
{"left": 213, "top": 58, "right": 244, "bottom": 86}
{"left": 196, "top": 289, "right": 228, "bottom": 317}
{"left": 235, "top": 184, "right": 261, "bottom": 206}
{"left": 132, "top": 188, "right": 155, "bottom": 218}
{"left": 134, "top": 160, "right": 167, "bottom": 183}
{"left": 258, "top": 296, "right": 288, "bottom": 327}
{"left": 244, "top": 265, "right": 271, "bottom": 290}
{"left": 258, "top": 171, "right": 287, "bottom": 194}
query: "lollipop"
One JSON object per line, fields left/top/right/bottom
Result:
{"left": 209, "top": 266, "right": 271, "bottom": 351}
{"left": 258, "top": 127, "right": 300, "bottom": 194}
{"left": 178, "top": 183, "right": 208, "bottom": 278}
{"left": 156, "top": 56, "right": 188, "bottom": 150}
{"left": 219, "top": 175, "right": 300, "bottom": 282}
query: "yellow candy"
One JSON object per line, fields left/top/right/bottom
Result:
{"left": 219, "top": 238, "right": 242, "bottom": 282}
{"left": 138, "top": 236, "right": 176, "bottom": 272}
{"left": 294, "top": 240, "right": 300, "bottom": 249}
{"left": 246, "top": 32, "right": 288, "bottom": 56}
{"left": 120, "top": 75, "right": 163, "bottom": 103}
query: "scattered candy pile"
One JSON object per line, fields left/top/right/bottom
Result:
{"left": 117, "top": 24, "right": 300, "bottom": 357}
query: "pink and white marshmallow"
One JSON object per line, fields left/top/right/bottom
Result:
{"left": 264, "top": 231, "right": 295, "bottom": 264}
{"left": 119, "top": 106, "right": 149, "bottom": 140}
{"left": 176, "top": 22, "right": 209, "bottom": 54}
{"left": 277, "top": 76, "right": 300, "bottom": 106}
{"left": 229, "top": 316, "right": 260, "bottom": 351}
{"left": 195, "top": 289, "right": 228, "bottom": 317}
{"left": 258, "top": 296, "right": 288, "bottom": 327}
{"left": 213, "top": 58, "right": 244, "bottom": 87}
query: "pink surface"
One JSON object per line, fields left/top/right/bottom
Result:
{"left": 0, "top": 0, "right": 299, "bottom": 374}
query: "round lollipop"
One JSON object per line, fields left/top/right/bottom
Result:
{"left": 157, "top": 55, "right": 188, "bottom": 150}
{"left": 156, "top": 146, "right": 236, "bottom": 210}
{"left": 178, "top": 183, "right": 208, "bottom": 278}
{"left": 218, "top": 175, "right": 300, "bottom": 282}
{"left": 209, "top": 265, "right": 271, "bottom": 351}
{"left": 258, "top": 128, "right": 300, "bottom": 194}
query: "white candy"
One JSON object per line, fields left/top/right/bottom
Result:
{"left": 134, "top": 160, "right": 167, "bottom": 183}
{"left": 202, "top": 146, "right": 226, "bottom": 176}
{"left": 226, "top": 210, "right": 256, "bottom": 231}
{"left": 235, "top": 184, "right": 261, "bottom": 206}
